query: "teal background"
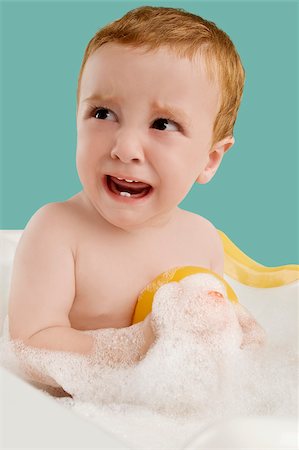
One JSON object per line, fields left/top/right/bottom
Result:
{"left": 0, "top": 0, "right": 298, "bottom": 266}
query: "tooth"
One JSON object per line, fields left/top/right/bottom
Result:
{"left": 125, "top": 179, "right": 135, "bottom": 183}
{"left": 117, "top": 177, "right": 124, "bottom": 181}
{"left": 120, "top": 191, "right": 131, "bottom": 197}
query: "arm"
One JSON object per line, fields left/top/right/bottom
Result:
{"left": 24, "top": 327, "right": 94, "bottom": 353}
{"left": 9, "top": 203, "right": 80, "bottom": 347}
{"left": 8, "top": 205, "right": 155, "bottom": 385}
{"left": 8, "top": 204, "right": 93, "bottom": 384}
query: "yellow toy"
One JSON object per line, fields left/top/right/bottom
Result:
{"left": 132, "top": 230, "right": 299, "bottom": 324}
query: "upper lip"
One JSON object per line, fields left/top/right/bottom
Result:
{"left": 106, "top": 174, "right": 152, "bottom": 186}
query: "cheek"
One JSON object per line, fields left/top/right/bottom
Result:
{"left": 76, "top": 124, "right": 111, "bottom": 164}
{"left": 77, "top": 124, "right": 99, "bottom": 150}
{"left": 76, "top": 130, "right": 99, "bottom": 183}
{"left": 151, "top": 138, "right": 195, "bottom": 176}
{"left": 159, "top": 155, "right": 199, "bottom": 199}
{"left": 76, "top": 149, "right": 90, "bottom": 188}
{"left": 169, "top": 152, "right": 205, "bottom": 190}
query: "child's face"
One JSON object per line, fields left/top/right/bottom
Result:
{"left": 76, "top": 43, "right": 228, "bottom": 231}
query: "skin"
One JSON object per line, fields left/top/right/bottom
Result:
{"left": 8, "top": 44, "right": 263, "bottom": 388}
{"left": 75, "top": 44, "right": 233, "bottom": 232}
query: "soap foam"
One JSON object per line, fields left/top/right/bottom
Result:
{"left": 0, "top": 275, "right": 298, "bottom": 449}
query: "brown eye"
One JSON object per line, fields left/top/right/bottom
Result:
{"left": 151, "top": 118, "right": 179, "bottom": 131}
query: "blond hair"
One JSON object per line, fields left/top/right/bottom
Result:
{"left": 77, "top": 6, "right": 245, "bottom": 146}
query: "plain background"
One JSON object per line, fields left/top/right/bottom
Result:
{"left": 1, "top": 0, "right": 298, "bottom": 266}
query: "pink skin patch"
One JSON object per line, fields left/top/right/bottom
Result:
{"left": 208, "top": 291, "right": 224, "bottom": 303}
{"left": 207, "top": 290, "right": 224, "bottom": 299}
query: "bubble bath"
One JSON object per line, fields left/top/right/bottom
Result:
{"left": 0, "top": 274, "right": 298, "bottom": 449}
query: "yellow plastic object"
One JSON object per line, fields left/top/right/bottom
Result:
{"left": 218, "top": 230, "right": 299, "bottom": 287}
{"left": 133, "top": 266, "right": 238, "bottom": 324}
{"left": 132, "top": 230, "right": 299, "bottom": 325}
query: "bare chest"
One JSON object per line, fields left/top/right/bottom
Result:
{"left": 69, "top": 222, "right": 212, "bottom": 331}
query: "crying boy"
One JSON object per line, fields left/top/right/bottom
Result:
{"left": 7, "top": 6, "right": 265, "bottom": 388}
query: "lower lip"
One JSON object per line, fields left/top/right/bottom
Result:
{"left": 102, "top": 176, "right": 154, "bottom": 203}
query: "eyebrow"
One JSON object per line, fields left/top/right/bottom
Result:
{"left": 150, "top": 101, "right": 191, "bottom": 127}
{"left": 82, "top": 94, "right": 120, "bottom": 104}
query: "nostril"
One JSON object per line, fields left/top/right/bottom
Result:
{"left": 110, "top": 140, "right": 145, "bottom": 163}
{"left": 110, "top": 151, "right": 142, "bottom": 163}
{"left": 110, "top": 149, "right": 120, "bottom": 160}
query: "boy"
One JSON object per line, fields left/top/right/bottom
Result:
{"left": 8, "top": 6, "right": 262, "bottom": 383}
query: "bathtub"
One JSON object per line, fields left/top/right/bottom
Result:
{"left": 0, "top": 230, "right": 298, "bottom": 449}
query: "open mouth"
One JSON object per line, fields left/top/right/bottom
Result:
{"left": 106, "top": 175, "right": 152, "bottom": 199}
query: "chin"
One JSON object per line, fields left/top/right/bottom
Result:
{"left": 99, "top": 208, "right": 149, "bottom": 232}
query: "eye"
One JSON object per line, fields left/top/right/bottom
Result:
{"left": 151, "top": 118, "right": 179, "bottom": 132}
{"left": 93, "top": 107, "right": 117, "bottom": 121}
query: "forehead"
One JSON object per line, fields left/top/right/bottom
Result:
{"left": 79, "top": 43, "right": 220, "bottom": 117}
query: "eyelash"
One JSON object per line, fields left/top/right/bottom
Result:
{"left": 88, "top": 106, "right": 181, "bottom": 131}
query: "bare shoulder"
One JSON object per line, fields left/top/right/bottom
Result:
{"left": 19, "top": 191, "right": 104, "bottom": 260}
{"left": 179, "top": 209, "right": 224, "bottom": 276}
{"left": 21, "top": 197, "right": 84, "bottom": 251}
{"left": 8, "top": 200, "right": 79, "bottom": 340}
{"left": 25, "top": 200, "right": 76, "bottom": 234}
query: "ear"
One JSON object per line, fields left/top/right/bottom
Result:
{"left": 196, "top": 136, "right": 235, "bottom": 184}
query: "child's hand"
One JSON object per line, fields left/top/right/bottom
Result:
{"left": 150, "top": 275, "right": 241, "bottom": 342}
{"left": 233, "top": 303, "right": 266, "bottom": 349}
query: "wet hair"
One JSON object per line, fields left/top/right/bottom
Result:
{"left": 77, "top": 6, "right": 245, "bottom": 146}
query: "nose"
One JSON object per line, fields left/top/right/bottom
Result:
{"left": 110, "top": 129, "right": 145, "bottom": 163}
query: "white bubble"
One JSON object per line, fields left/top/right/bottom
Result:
{"left": 0, "top": 274, "right": 297, "bottom": 449}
